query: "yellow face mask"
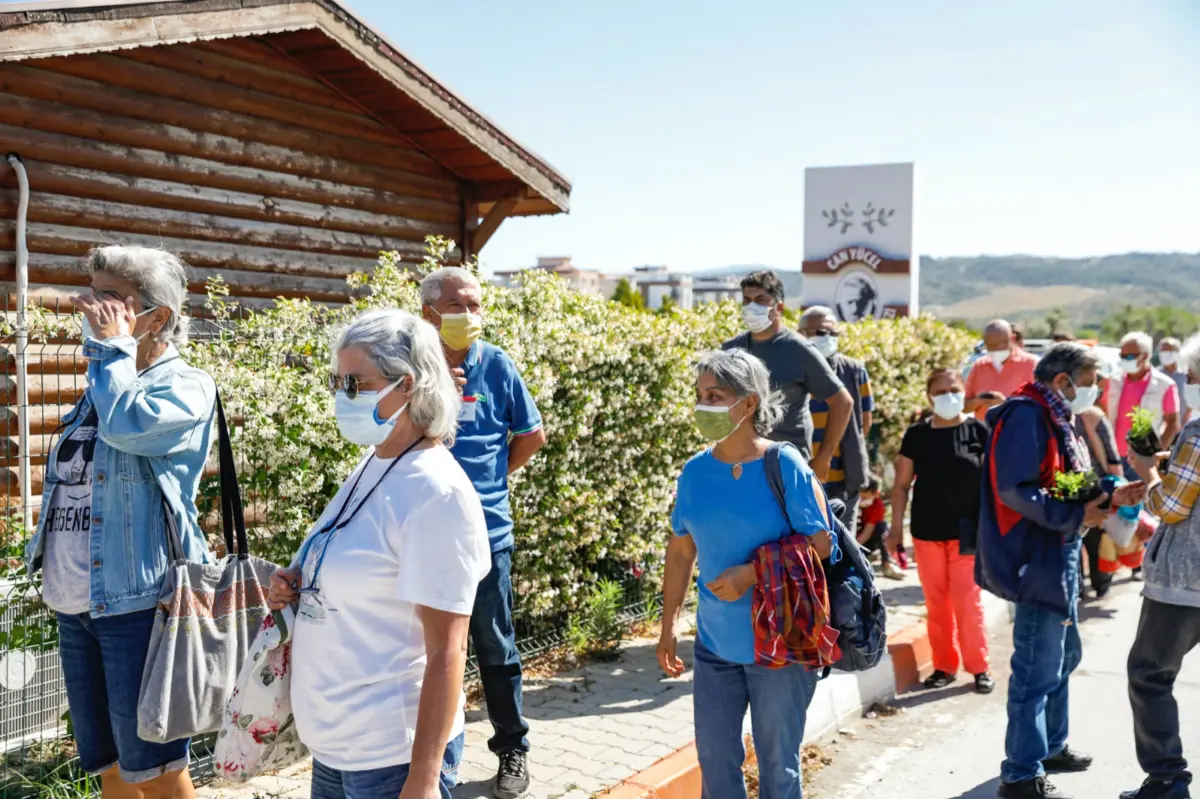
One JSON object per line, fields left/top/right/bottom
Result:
{"left": 438, "top": 312, "right": 482, "bottom": 351}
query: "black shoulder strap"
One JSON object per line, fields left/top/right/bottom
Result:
{"left": 162, "top": 390, "right": 248, "bottom": 563}
{"left": 764, "top": 442, "right": 789, "bottom": 533}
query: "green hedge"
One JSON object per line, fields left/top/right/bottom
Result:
{"left": 4, "top": 240, "right": 974, "bottom": 623}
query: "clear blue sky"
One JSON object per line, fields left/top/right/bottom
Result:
{"left": 350, "top": 0, "right": 1198, "bottom": 274}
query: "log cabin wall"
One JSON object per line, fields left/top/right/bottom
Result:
{"left": 0, "top": 36, "right": 469, "bottom": 311}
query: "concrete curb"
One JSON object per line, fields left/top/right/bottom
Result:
{"left": 601, "top": 590, "right": 1014, "bottom": 798}
{"left": 887, "top": 590, "right": 1011, "bottom": 693}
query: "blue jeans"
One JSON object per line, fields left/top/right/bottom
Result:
{"left": 693, "top": 641, "right": 818, "bottom": 799}
{"left": 57, "top": 609, "right": 191, "bottom": 783}
{"left": 469, "top": 547, "right": 529, "bottom": 753}
{"left": 310, "top": 734, "right": 464, "bottom": 799}
{"left": 1001, "top": 600, "right": 1083, "bottom": 783}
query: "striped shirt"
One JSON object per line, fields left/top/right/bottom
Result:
{"left": 1147, "top": 426, "right": 1200, "bottom": 524}
{"left": 810, "top": 355, "right": 874, "bottom": 486}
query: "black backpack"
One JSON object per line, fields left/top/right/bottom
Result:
{"left": 764, "top": 443, "right": 888, "bottom": 673}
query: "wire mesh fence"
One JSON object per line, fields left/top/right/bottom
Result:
{"left": 0, "top": 297, "right": 662, "bottom": 795}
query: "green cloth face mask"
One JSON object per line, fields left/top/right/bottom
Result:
{"left": 693, "top": 400, "right": 745, "bottom": 442}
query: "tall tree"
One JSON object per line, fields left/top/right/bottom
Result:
{"left": 611, "top": 278, "right": 644, "bottom": 310}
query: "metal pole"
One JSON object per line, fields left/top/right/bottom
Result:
{"left": 6, "top": 153, "right": 32, "bottom": 534}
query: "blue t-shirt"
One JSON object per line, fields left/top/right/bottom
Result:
{"left": 670, "top": 446, "right": 830, "bottom": 664}
{"left": 449, "top": 341, "right": 543, "bottom": 552}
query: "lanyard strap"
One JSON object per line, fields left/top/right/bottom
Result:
{"left": 299, "top": 436, "right": 426, "bottom": 590}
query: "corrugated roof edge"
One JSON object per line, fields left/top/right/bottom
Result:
{"left": 0, "top": 0, "right": 572, "bottom": 209}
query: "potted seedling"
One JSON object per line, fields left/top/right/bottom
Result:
{"left": 1126, "top": 406, "right": 1163, "bottom": 458}
{"left": 1050, "top": 469, "right": 1102, "bottom": 503}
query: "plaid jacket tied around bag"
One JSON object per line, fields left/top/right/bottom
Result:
{"left": 752, "top": 533, "right": 841, "bottom": 669}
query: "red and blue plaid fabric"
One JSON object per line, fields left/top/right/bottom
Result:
{"left": 752, "top": 534, "right": 841, "bottom": 669}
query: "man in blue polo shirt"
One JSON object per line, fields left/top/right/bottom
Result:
{"left": 421, "top": 267, "right": 546, "bottom": 799}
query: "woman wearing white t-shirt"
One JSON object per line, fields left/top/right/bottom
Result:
{"left": 268, "top": 309, "right": 490, "bottom": 799}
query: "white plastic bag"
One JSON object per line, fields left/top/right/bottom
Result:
{"left": 212, "top": 607, "right": 309, "bottom": 784}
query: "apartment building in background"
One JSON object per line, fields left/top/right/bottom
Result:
{"left": 493, "top": 258, "right": 744, "bottom": 310}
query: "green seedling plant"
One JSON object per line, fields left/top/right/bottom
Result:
{"left": 1050, "top": 470, "right": 1099, "bottom": 502}
{"left": 1128, "top": 406, "right": 1155, "bottom": 441}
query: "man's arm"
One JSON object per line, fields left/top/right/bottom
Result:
{"left": 992, "top": 404, "right": 1086, "bottom": 534}
{"left": 859, "top": 366, "right": 875, "bottom": 436}
{"left": 508, "top": 428, "right": 546, "bottom": 474}
{"left": 814, "top": 389, "right": 853, "bottom": 476}
{"left": 504, "top": 354, "right": 545, "bottom": 474}
{"left": 797, "top": 341, "right": 850, "bottom": 478}
{"left": 1162, "top": 412, "right": 1181, "bottom": 449}
{"left": 1161, "top": 383, "right": 1181, "bottom": 447}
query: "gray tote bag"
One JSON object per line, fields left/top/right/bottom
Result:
{"left": 137, "top": 395, "right": 279, "bottom": 743}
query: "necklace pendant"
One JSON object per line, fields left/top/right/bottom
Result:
{"left": 732, "top": 462, "right": 743, "bottom": 480}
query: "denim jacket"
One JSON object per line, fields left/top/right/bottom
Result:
{"left": 25, "top": 336, "right": 217, "bottom": 617}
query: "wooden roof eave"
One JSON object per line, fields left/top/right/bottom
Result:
{"left": 0, "top": 0, "right": 571, "bottom": 216}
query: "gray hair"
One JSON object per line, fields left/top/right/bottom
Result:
{"left": 696, "top": 350, "right": 785, "bottom": 437}
{"left": 85, "top": 245, "right": 189, "bottom": 346}
{"left": 1177, "top": 334, "right": 1200, "bottom": 376}
{"left": 1034, "top": 342, "right": 1104, "bottom": 384}
{"left": 1160, "top": 336, "right": 1182, "bottom": 350}
{"left": 800, "top": 305, "right": 836, "bottom": 327}
{"left": 332, "top": 309, "right": 461, "bottom": 445}
{"left": 1121, "top": 331, "right": 1153, "bottom": 355}
{"left": 420, "top": 267, "right": 480, "bottom": 305}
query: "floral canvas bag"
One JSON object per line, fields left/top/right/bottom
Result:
{"left": 213, "top": 606, "right": 308, "bottom": 783}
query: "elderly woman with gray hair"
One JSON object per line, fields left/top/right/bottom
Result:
{"left": 1122, "top": 334, "right": 1200, "bottom": 799}
{"left": 659, "top": 349, "right": 833, "bottom": 799}
{"left": 23, "top": 246, "right": 216, "bottom": 798}
{"left": 268, "top": 309, "right": 489, "bottom": 799}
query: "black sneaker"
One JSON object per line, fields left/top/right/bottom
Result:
{"left": 1120, "top": 777, "right": 1192, "bottom": 799}
{"left": 1042, "top": 744, "right": 1093, "bottom": 773}
{"left": 494, "top": 749, "right": 531, "bottom": 799}
{"left": 975, "top": 672, "right": 996, "bottom": 694}
{"left": 923, "top": 670, "right": 957, "bottom": 689}
{"left": 997, "top": 777, "right": 1073, "bottom": 798}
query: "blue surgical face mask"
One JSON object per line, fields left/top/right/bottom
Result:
{"left": 335, "top": 379, "right": 407, "bottom": 446}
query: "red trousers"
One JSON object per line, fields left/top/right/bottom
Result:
{"left": 913, "top": 539, "right": 989, "bottom": 675}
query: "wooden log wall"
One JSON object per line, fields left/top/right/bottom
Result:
{"left": 0, "top": 37, "right": 473, "bottom": 505}
{"left": 0, "top": 37, "right": 467, "bottom": 308}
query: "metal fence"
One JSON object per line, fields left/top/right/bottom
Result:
{"left": 0, "top": 299, "right": 661, "bottom": 795}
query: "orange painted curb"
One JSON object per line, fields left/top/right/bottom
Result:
{"left": 887, "top": 619, "right": 934, "bottom": 693}
{"left": 600, "top": 736, "right": 755, "bottom": 799}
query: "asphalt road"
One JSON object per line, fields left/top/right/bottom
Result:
{"left": 806, "top": 580, "right": 1199, "bottom": 799}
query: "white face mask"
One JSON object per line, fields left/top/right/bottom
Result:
{"left": 1185, "top": 384, "right": 1200, "bottom": 411}
{"left": 989, "top": 350, "right": 1010, "bottom": 370}
{"left": 1068, "top": 384, "right": 1099, "bottom": 414}
{"left": 335, "top": 379, "right": 407, "bottom": 446}
{"left": 79, "top": 306, "right": 159, "bottom": 344}
{"left": 932, "top": 392, "right": 965, "bottom": 420}
{"left": 1159, "top": 351, "right": 1178, "bottom": 367}
{"left": 1120, "top": 358, "right": 1144, "bottom": 376}
{"left": 742, "top": 302, "right": 773, "bottom": 334}
{"left": 810, "top": 334, "right": 838, "bottom": 359}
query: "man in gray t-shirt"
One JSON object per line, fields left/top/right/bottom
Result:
{"left": 723, "top": 270, "right": 853, "bottom": 482}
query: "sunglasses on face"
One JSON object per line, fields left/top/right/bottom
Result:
{"left": 328, "top": 374, "right": 382, "bottom": 400}
{"left": 1120, "top": 354, "right": 1141, "bottom": 362}
{"left": 805, "top": 330, "right": 839, "bottom": 338}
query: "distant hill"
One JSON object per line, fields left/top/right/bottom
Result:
{"left": 697, "top": 254, "right": 1200, "bottom": 325}
{"left": 919, "top": 253, "right": 1200, "bottom": 328}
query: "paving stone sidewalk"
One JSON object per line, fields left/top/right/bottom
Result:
{"left": 198, "top": 563, "right": 936, "bottom": 799}
{"left": 197, "top": 633, "right": 698, "bottom": 799}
